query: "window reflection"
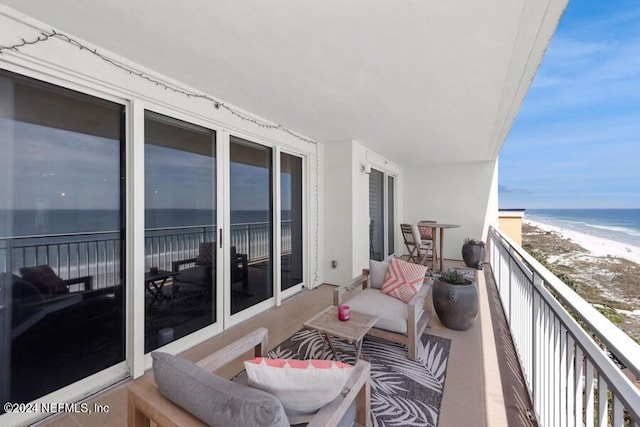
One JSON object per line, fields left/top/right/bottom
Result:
{"left": 230, "top": 137, "right": 273, "bottom": 314}
{"left": 144, "top": 112, "right": 216, "bottom": 352}
{"left": 0, "top": 70, "right": 125, "bottom": 408}
{"left": 281, "top": 153, "right": 303, "bottom": 291}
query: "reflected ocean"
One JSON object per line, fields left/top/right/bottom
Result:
{"left": 526, "top": 209, "right": 640, "bottom": 248}
{"left": 0, "top": 209, "right": 280, "bottom": 238}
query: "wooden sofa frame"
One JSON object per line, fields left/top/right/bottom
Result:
{"left": 128, "top": 327, "right": 371, "bottom": 427}
{"left": 334, "top": 268, "right": 432, "bottom": 361}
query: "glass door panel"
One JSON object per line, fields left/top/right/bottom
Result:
{"left": 369, "top": 168, "right": 385, "bottom": 261}
{"left": 229, "top": 137, "right": 273, "bottom": 315}
{"left": 0, "top": 70, "right": 125, "bottom": 408}
{"left": 144, "top": 111, "right": 216, "bottom": 352}
{"left": 387, "top": 175, "right": 395, "bottom": 256}
{"left": 280, "top": 153, "right": 303, "bottom": 291}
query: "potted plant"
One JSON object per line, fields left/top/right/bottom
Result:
{"left": 462, "top": 238, "right": 485, "bottom": 268}
{"left": 432, "top": 269, "right": 478, "bottom": 331}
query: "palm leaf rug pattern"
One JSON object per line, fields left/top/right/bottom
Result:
{"left": 269, "top": 328, "right": 451, "bottom": 427}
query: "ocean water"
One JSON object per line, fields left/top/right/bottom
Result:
{"left": 1, "top": 209, "right": 286, "bottom": 238}
{"left": 526, "top": 209, "right": 640, "bottom": 247}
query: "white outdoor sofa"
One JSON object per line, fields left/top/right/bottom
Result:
{"left": 128, "top": 327, "right": 371, "bottom": 427}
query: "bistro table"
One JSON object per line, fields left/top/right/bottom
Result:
{"left": 144, "top": 270, "right": 178, "bottom": 309}
{"left": 419, "top": 222, "right": 461, "bottom": 272}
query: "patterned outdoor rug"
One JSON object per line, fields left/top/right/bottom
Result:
{"left": 269, "top": 328, "right": 451, "bottom": 427}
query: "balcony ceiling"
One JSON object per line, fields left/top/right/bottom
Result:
{"left": 1, "top": 0, "right": 565, "bottom": 166}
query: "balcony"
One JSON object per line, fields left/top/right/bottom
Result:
{"left": 0, "top": 1, "right": 607, "bottom": 425}
{"left": 21, "top": 226, "right": 636, "bottom": 426}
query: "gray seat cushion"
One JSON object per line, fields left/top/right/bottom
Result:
{"left": 347, "top": 288, "right": 409, "bottom": 334}
{"left": 152, "top": 352, "right": 289, "bottom": 427}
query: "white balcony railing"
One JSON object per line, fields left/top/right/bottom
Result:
{"left": 1, "top": 221, "right": 292, "bottom": 289}
{"left": 488, "top": 226, "right": 640, "bottom": 427}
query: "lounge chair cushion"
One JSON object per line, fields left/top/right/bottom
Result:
{"left": 4, "top": 273, "right": 45, "bottom": 303}
{"left": 381, "top": 258, "right": 427, "bottom": 303}
{"left": 19, "top": 265, "right": 68, "bottom": 296}
{"left": 369, "top": 259, "right": 389, "bottom": 289}
{"left": 346, "top": 288, "right": 410, "bottom": 334}
{"left": 418, "top": 223, "right": 434, "bottom": 239}
{"left": 244, "top": 358, "right": 352, "bottom": 416}
{"left": 195, "top": 242, "right": 215, "bottom": 265}
{"left": 174, "top": 265, "right": 211, "bottom": 286}
{"left": 411, "top": 224, "right": 423, "bottom": 248}
{"left": 152, "top": 352, "right": 288, "bottom": 427}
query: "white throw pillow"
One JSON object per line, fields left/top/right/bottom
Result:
{"left": 369, "top": 258, "right": 389, "bottom": 289}
{"left": 244, "top": 358, "right": 353, "bottom": 415}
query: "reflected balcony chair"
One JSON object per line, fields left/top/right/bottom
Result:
{"left": 400, "top": 223, "right": 433, "bottom": 265}
{"left": 172, "top": 243, "right": 248, "bottom": 296}
{"left": 3, "top": 265, "right": 121, "bottom": 347}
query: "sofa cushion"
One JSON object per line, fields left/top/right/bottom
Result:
{"left": 2, "top": 273, "right": 45, "bottom": 303}
{"left": 195, "top": 242, "right": 215, "bottom": 265}
{"left": 381, "top": 258, "right": 427, "bottom": 303}
{"left": 152, "top": 352, "right": 288, "bottom": 427}
{"left": 175, "top": 265, "right": 211, "bottom": 286}
{"left": 369, "top": 259, "right": 389, "bottom": 289}
{"left": 244, "top": 358, "right": 352, "bottom": 416}
{"left": 19, "top": 265, "right": 68, "bottom": 296}
{"left": 347, "top": 288, "right": 409, "bottom": 334}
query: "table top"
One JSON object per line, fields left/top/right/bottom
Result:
{"left": 418, "top": 222, "right": 461, "bottom": 229}
{"left": 304, "top": 306, "right": 379, "bottom": 343}
{"left": 144, "top": 270, "right": 178, "bottom": 282}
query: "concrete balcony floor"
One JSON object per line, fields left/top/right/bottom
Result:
{"left": 35, "top": 261, "right": 534, "bottom": 427}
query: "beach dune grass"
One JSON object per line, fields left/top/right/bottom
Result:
{"left": 522, "top": 223, "right": 640, "bottom": 343}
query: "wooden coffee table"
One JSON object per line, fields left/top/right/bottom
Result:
{"left": 304, "top": 306, "right": 379, "bottom": 362}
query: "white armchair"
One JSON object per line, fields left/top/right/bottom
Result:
{"left": 334, "top": 268, "right": 432, "bottom": 361}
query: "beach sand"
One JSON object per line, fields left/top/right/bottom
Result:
{"left": 525, "top": 219, "right": 640, "bottom": 264}
{"left": 522, "top": 220, "right": 640, "bottom": 342}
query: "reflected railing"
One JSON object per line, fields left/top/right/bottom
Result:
{"left": 488, "top": 225, "right": 640, "bottom": 427}
{"left": 1, "top": 221, "right": 291, "bottom": 289}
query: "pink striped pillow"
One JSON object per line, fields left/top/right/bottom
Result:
{"left": 380, "top": 258, "right": 427, "bottom": 302}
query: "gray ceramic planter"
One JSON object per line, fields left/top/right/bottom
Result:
{"left": 432, "top": 279, "right": 478, "bottom": 331}
{"left": 462, "top": 244, "right": 485, "bottom": 268}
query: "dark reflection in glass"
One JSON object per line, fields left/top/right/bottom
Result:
{"left": 369, "top": 168, "right": 385, "bottom": 261}
{"left": 144, "top": 111, "right": 216, "bottom": 352}
{"left": 0, "top": 70, "right": 125, "bottom": 408}
{"left": 230, "top": 137, "right": 273, "bottom": 314}
{"left": 388, "top": 175, "right": 395, "bottom": 256}
{"left": 281, "top": 153, "right": 303, "bottom": 291}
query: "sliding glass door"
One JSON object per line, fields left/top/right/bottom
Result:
{"left": 144, "top": 112, "right": 216, "bottom": 352}
{"left": 369, "top": 168, "right": 396, "bottom": 260}
{"left": 229, "top": 137, "right": 273, "bottom": 315}
{"left": 369, "top": 169, "right": 385, "bottom": 261}
{"left": 0, "top": 70, "right": 126, "bottom": 408}
{"left": 280, "top": 153, "right": 303, "bottom": 291}
{"left": 387, "top": 175, "right": 395, "bottom": 256}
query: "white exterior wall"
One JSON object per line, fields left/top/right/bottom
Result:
{"left": 321, "top": 141, "right": 354, "bottom": 285}
{"left": 323, "top": 140, "right": 402, "bottom": 285}
{"left": 403, "top": 160, "right": 498, "bottom": 262}
{"left": 351, "top": 141, "right": 371, "bottom": 278}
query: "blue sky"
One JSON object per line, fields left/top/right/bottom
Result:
{"left": 499, "top": 0, "right": 640, "bottom": 209}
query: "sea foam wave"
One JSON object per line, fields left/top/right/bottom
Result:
{"left": 584, "top": 223, "right": 640, "bottom": 238}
